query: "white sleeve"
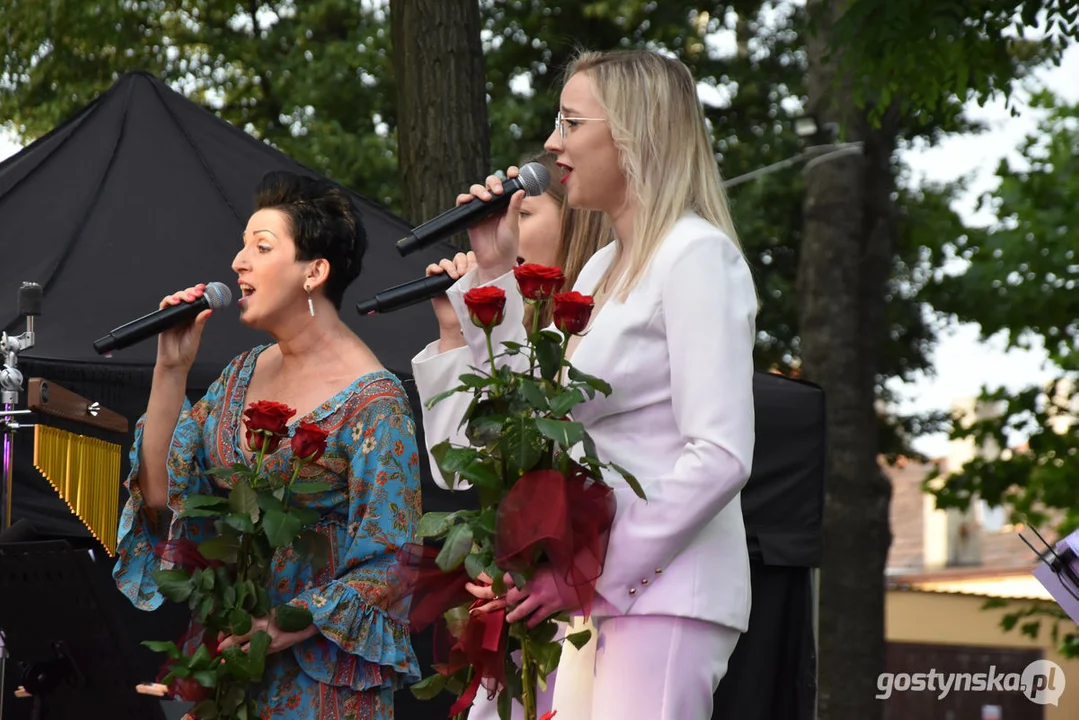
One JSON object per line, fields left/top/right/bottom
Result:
{"left": 410, "top": 340, "right": 475, "bottom": 490}
{"left": 594, "top": 233, "right": 758, "bottom": 612}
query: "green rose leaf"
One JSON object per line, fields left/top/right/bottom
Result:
{"left": 436, "top": 523, "right": 474, "bottom": 572}
{"left": 535, "top": 334, "right": 563, "bottom": 382}
{"left": 569, "top": 365, "right": 612, "bottom": 396}
{"left": 263, "top": 508, "right": 302, "bottom": 548}
{"left": 274, "top": 604, "right": 314, "bottom": 633}
{"left": 229, "top": 608, "right": 252, "bottom": 637}
{"left": 501, "top": 416, "right": 543, "bottom": 476}
{"left": 411, "top": 673, "right": 446, "bottom": 700}
{"left": 141, "top": 640, "right": 183, "bottom": 660}
{"left": 566, "top": 629, "right": 593, "bottom": 650}
{"left": 198, "top": 534, "right": 239, "bottom": 564}
{"left": 288, "top": 481, "right": 332, "bottom": 494}
{"left": 610, "top": 461, "right": 646, "bottom": 499}
{"left": 228, "top": 480, "right": 260, "bottom": 523}
{"left": 549, "top": 387, "right": 586, "bottom": 419}
{"left": 417, "top": 511, "right": 456, "bottom": 539}
{"left": 247, "top": 630, "right": 272, "bottom": 681}
{"left": 535, "top": 417, "right": 585, "bottom": 448}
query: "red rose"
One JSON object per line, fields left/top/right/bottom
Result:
{"left": 463, "top": 286, "right": 507, "bottom": 329}
{"left": 513, "top": 263, "right": 565, "bottom": 301}
{"left": 243, "top": 400, "right": 295, "bottom": 454}
{"left": 291, "top": 422, "right": 329, "bottom": 463}
{"left": 552, "top": 292, "right": 594, "bottom": 335}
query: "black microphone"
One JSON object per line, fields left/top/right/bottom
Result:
{"left": 396, "top": 162, "right": 551, "bottom": 256}
{"left": 92, "top": 282, "right": 232, "bottom": 355}
{"left": 356, "top": 273, "right": 456, "bottom": 315}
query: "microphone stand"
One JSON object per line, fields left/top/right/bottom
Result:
{"left": 0, "top": 281, "right": 41, "bottom": 720}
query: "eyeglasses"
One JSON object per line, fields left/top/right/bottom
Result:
{"left": 554, "top": 111, "right": 605, "bottom": 141}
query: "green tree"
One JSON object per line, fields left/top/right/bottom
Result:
{"left": 925, "top": 91, "right": 1079, "bottom": 606}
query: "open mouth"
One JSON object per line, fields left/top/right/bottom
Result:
{"left": 238, "top": 283, "right": 255, "bottom": 305}
{"left": 556, "top": 162, "right": 574, "bottom": 184}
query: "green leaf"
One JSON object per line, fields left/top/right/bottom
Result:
{"left": 263, "top": 508, "right": 303, "bottom": 548}
{"left": 221, "top": 647, "right": 253, "bottom": 681}
{"left": 254, "top": 586, "right": 271, "bottom": 617}
{"left": 519, "top": 378, "right": 549, "bottom": 410}
{"left": 487, "top": 564, "right": 507, "bottom": 596}
{"left": 444, "top": 605, "right": 472, "bottom": 639}
{"left": 193, "top": 670, "right": 218, "bottom": 688}
{"left": 459, "top": 373, "right": 492, "bottom": 388}
{"left": 224, "top": 512, "right": 255, "bottom": 534}
{"left": 581, "top": 431, "right": 599, "bottom": 461}
{"left": 227, "top": 481, "right": 259, "bottom": 522}
{"left": 222, "top": 684, "right": 246, "bottom": 713}
{"left": 198, "top": 568, "right": 215, "bottom": 592}
{"left": 465, "top": 414, "right": 506, "bottom": 447}
{"left": 465, "top": 551, "right": 490, "bottom": 580}
{"left": 196, "top": 594, "right": 215, "bottom": 624}
{"left": 294, "top": 528, "right": 331, "bottom": 570}
{"left": 611, "top": 462, "right": 646, "bottom": 499}
{"left": 535, "top": 334, "right": 563, "bottom": 381}
{"left": 153, "top": 569, "right": 195, "bottom": 603}
{"left": 501, "top": 415, "right": 543, "bottom": 475}
{"left": 288, "top": 481, "right": 332, "bottom": 494}
{"left": 476, "top": 508, "right": 497, "bottom": 536}
{"left": 223, "top": 584, "right": 237, "bottom": 610}
{"left": 549, "top": 387, "right": 586, "bottom": 418}
{"left": 410, "top": 673, "right": 446, "bottom": 700}
{"left": 290, "top": 507, "right": 320, "bottom": 526}
{"left": 436, "top": 523, "right": 474, "bottom": 572}
{"left": 247, "top": 631, "right": 272, "bottom": 681}
{"left": 198, "top": 534, "right": 240, "bottom": 563}
{"left": 566, "top": 629, "right": 593, "bottom": 650}
{"left": 189, "top": 643, "right": 213, "bottom": 671}
{"left": 417, "top": 511, "right": 456, "bottom": 539}
{"left": 229, "top": 608, "right": 252, "bottom": 636}
{"left": 257, "top": 490, "right": 285, "bottom": 514}
{"left": 274, "top": 604, "right": 315, "bottom": 632}
{"left": 206, "top": 463, "right": 253, "bottom": 479}
{"left": 425, "top": 384, "right": 468, "bottom": 409}
{"left": 535, "top": 417, "right": 585, "bottom": 448}
{"left": 569, "top": 366, "right": 612, "bottom": 395}
{"left": 141, "top": 640, "right": 183, "bottom": 660}
{"left": 191, "top": 700, "right": 219, "bottom": 720}
{"left": 433, "top": 445, "right": 501, "bottom": 490}
{"left": 184, "top": 494, "right": 231, "bottom": 509}
{"left": 181, "top": 507, "right": 230, "bottom": 518}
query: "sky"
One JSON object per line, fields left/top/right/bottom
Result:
{"left": 1, "top": 39, "right": 1077, "bottom": 459}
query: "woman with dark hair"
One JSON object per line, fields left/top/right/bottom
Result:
{"left": 113, "top": 171, "right": 422, "bottom": 719}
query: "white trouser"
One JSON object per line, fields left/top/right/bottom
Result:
{"left": 467, "top": 615, "right": 740, "bottom": 720}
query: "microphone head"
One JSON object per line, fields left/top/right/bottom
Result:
{"left": 203, "top": 282, "right": 233, "bottom": 309}
{"left": 516, "top": 162, "right": 551, "bottom": 197}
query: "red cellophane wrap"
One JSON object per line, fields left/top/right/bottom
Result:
{"left": 152, "top": 540, "right": 223, "bottom": 706}
{"left": 494, "top": 466, "right": 615, "bottom": 616}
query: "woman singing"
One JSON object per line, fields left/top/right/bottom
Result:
{"left": 430, "top": 49, "right": 758, "bottom": 719}
{"left": 411, "top": 151, "right": 611, "bottom": 719}
{"left": 113, "top": 171, "right": 422, "bottom": 719}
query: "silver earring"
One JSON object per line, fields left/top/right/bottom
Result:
{"left": 305, "top": 285, "right": 315, "bottom": 317}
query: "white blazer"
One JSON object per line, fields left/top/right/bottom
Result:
{"left": 411, "top": 211, "right": 757, "bottom": 632}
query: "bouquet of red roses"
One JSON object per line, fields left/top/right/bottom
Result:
{"left": 143, "top": 401, "right": 332, "bottom": 720}
{"left": 399, "top": 264, "right": 644, "bottom": 720}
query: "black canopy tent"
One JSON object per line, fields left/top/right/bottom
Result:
{"left": 0, "top": 72, "right": 824, "bottom": 719}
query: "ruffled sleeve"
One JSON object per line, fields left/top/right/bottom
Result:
{"left": 112, "top": 358, "right": 240, "bottom": 610}
{"left": 286, "top": 384, "right": 422, "bottom": 691}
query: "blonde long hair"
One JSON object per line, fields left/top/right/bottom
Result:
{"left": 522, "top": 151, "right": 612, "bottom": 328}
{"left": 564, "top": 49, "right": 744, "bottom": 299}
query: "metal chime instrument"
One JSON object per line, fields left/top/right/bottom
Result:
{"left": 25, "top": 378, "right": 129, "bottom": 555}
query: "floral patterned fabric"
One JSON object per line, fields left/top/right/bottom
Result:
{"left": 113, "top": 344, "right": 422, "bottom": 719}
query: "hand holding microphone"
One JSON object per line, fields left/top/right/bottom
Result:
{"left": 457, "top": 166, "right": 529, "bottom": 284}
{"left": 92, "top": 281, "right": 232, "bottom": 365}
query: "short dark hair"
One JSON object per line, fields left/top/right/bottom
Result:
{"left": 253, "top": 171, "right": 367, "bottom": 308}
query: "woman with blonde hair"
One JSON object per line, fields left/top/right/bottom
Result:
{"left": 429, "top": 48, "right": 758, "bottom": 719}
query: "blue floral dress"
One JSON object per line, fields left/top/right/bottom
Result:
{"left": 113, "top": 345, "right": 422, "bottom": 719}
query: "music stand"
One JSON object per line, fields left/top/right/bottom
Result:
{"left": 0, "top": 539, "right": 174, "bottom": 720}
